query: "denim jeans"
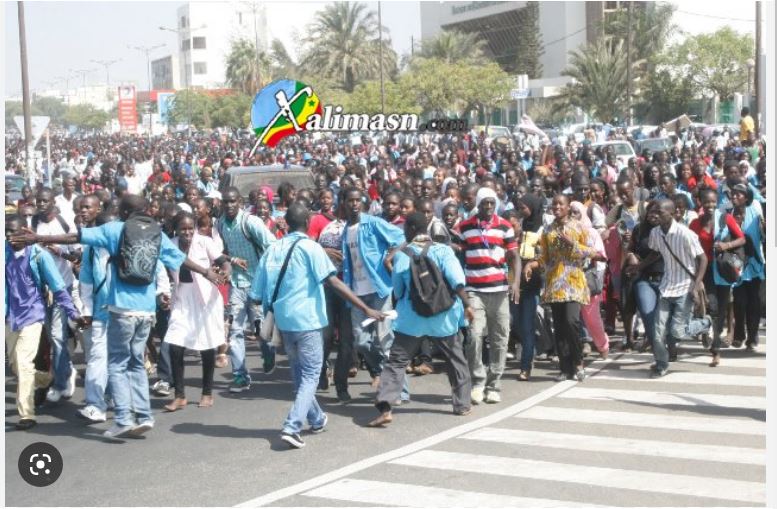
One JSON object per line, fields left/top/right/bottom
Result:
{"left": 107, "top": 312, "right": 154, "bottom": 427}
{"left": 154, "top": 308, "right": 173, "bottom": 385}
{"left": 517, "top": 288, "right": 540, "bottom": 372}
{"left": 81, "top": 320, "right": 109, "bottom": 411}
{"left": 350, "top": 292, "right": 393, "bottom": 377}
{"left": 280, "top": 328, "right": 327, "bottom": 435}
{"left": 634, "top": 279, "right": 660, "bottom": 346}
{"left": 653, "top": 294, "right": 711, "bottom": 371}
{"left": 46, "top": 290, "right": 74, "bottom": 391}
{"left": 227, "top": 286, "right": 261, "bottom": 381}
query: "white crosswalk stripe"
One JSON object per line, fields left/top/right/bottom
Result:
{"left": 611, "top": 353, "right": 767, "bottom": 369}
{"left": 390, "top": 450, "right": 766, "bottom": 504}
{"left": 592, "top": 369, "right": 766, "bottom": 386}
{"left": 516, "top": 406, "right": 767, "bottom": 435}
{"left": 460, "top": 427, "right": 765, "bottom": 465}
{"left": 558, "top": 387, "right": 767, "bottom": 410}
{"left": 302, "top": 479, "right": 606, "bottom": 508}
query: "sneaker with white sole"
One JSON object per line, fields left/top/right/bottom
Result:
{"left": 78, "top": 405, "right": 107, "bottom": 423}
{"left": 281, "top": 432, "right": 305, "bottom": 448}
{"left": 129, "top": 421, "right": 154, "bottom": 437}
{"left": 103, "top": 423, "right": 134, "bottom": 439}
{"left": 46, "top": 387, "right": 63, "bottom": 403}
{"left": 63, "top": 367, "right": 77, "bottom": 398}
{"left": 310, "top": 414, "right": 328, "bottom": 434}
{"left": 151, "top": 380, "right": 171, "bottom": 397}
{"left": 471, "top": 387, "right": 484, "bottom": 405}
{"left": 484, "top": 391, "right": 501, "bottom": 404}
{"left": 229, "top": 375, "right": 251, "bottom": 393}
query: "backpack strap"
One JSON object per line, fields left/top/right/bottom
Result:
{"left": 92, "top": 246, "right": 110, "bottom": 296}
{"left": 241, "top": 214, "right": 263, "bottom": 261}
{"left": 268, "top": 238, "right": 303, "bottom": 312}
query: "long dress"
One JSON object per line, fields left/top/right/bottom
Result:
{"left": 164, "top": 233, "right": 224, "bottom": 351}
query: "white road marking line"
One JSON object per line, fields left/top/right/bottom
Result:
{"left": 391, "top": 450, "right": 766, "bottom": 504}
{"left": 234, "top": 379, "right": 580, "bottom": 507}
{"left": 610, "top": 353, "right": 766, "bottom": 369}
{"left": 460, "top": 427, "right": 765, "bottom": 465}
{"left": 592, "top": 369, "right": 765, "bottom": 387}
{"left": 301, "top": 478, "right": 605, "bottom": 508}
{"left": 516, "top": 406, "right": 767, "bottom": 435}
{"left": 559, "top": 387, "right": 767, "bottom": 410}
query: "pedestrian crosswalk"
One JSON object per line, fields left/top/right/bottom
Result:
{"left": 255, "top": 331, "right": 767, "bottom": 507}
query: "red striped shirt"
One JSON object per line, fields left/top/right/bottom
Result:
{"left": 453, "top": 214, "right": 517, "bottom": 292}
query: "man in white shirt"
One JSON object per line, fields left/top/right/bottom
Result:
{"left": 120, "top": 164, "right": 144, "bottom": 196}
{"left": 54, "top": 176, "right": 79, "bottom": 231}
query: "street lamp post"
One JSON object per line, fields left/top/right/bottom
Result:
{"left": 130, "top": 44, "right": 165, "bottom": 140}
{"left": 159, "top": 24, "right": 207, "bottom": 136}
{"left": 91, "top": 58, "right": 121, "bottom": 101}
{"left": 745, "top": 58, "right": 755, "bottom": 111}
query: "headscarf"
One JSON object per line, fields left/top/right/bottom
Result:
{"left": 441, "top": 177, "right": 457, "bottom": 197}
{"left": 475, "top": 187, "right": 499, "bottom": 209}
{"left": 514, "top": 192, "right": 544, "bottom": 233}
{"left": 570, "top": 200, "right": 605, "bottom": 257}
{"left": 259, "top": 185, "right": 274, "bottom": 204}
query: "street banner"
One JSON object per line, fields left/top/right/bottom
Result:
{"left": 118, "top": 85, "right": 137, "bottom": 134}
{"left": 158, "top": 92, "right": 175, "bottom": 125}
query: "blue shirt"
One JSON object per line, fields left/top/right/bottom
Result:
{"left": 218, "top": 210, "right": 276, "bottom": 288}
{"left": 341, "top": 213, "right": 405, "bottom": 299}
{"left": 249, "top": 232, "right": 336, "bottom": 332}
{"left": 736, "top": 204, "right": 765, "bottom": 283}
{"left": 79, "top": 221, "right": 186, "bottom": 313}
{"left": 79, "top": 244, "right": 112, "bottom": 322}
{"left": 392, "top": 243, "right": 466, "bottom": 338}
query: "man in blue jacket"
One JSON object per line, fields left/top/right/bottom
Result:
{"left": 5, "top": 214, "right": 86, "bottom": 430}
{"left": 341, "top": 188, "right": 405, "bottom": 394}
{"left": 368, "top": 212, "right": 474, "bottom": 427}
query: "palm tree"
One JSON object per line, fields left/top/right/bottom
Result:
{"left": 225, "top": 38, "right": 273, "bottom": 95}
{"left": 418, "top": 30, "right": 487, "bottom": 64}
{"left": 301, "top": 2, "right": 397, "bottom": 92}
{"left": 270, "top": 38, "right": 300, "bottom": 78}
{"left": 554, "top": 38, "right": 640, "bottom": 123}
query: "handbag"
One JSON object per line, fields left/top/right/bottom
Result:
{"left": 714, "top": 214, "right": 745, "bottom": 284}
{"left": 259, "top": 238, "right": 303, "bottom": 347}
{"left": 584, "top": 264, "right": 603, "bottom": 296}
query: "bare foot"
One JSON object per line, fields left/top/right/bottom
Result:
{"left": 367, "top": 412, "right": 392, "bottom": 427}
{"left": 198, "top": 395, "right": 214, "bottom": 408}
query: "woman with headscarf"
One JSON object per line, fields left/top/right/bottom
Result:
{"left": 511, "top": 192, "right": 545, "bottom": 380}
{"left": 570, "top": 201, "right": 610, "bottom": 359}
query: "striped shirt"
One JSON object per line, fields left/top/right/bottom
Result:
{"left": 453, "top": 214, "right": 517, "bottom": 293}
{"left": 648, "top": 220, "right": 705, "bottom": 298}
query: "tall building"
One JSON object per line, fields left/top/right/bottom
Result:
{"left": 151, "top": 55, "right": 181, "bottom": 90}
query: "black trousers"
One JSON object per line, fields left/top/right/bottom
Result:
{"left": 321, "top": 286, "right": 355, "bottom": 392}
{"left": 550, "top": 302, "right": 583, "bottom": 376}
{"left": 376, "top": 331, "right": 471, "bottom": 414}
{"left": 169, "top": 345, "right": 216, "bottom": 398}
{"left": 704, "top": 268, "right": 732, "bottom": 354}
{"left": 733, "top": 278, "right": 762, "bottom": 346}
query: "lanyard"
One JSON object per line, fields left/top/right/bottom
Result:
{"left": 478, "top": 215, "right": 494, "bottom": 250}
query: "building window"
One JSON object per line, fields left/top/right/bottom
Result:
{"left": 182, "top": 39, "right": 190, "bottom": 51}
{"left": 180, "top": 16, "right": 187, "bottom": 28}
{"left": 604, "top": 1, "right": 621, "bottom": 11}
{"left": 193, "top": 37, "right": 206, "bottom": 49}
{"left": 238, "top": 12, "right": 243, "bottom": 24}
{"left": 194, "top": 62, "right": 207, "bottom": 75}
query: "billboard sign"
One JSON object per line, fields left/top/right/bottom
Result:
{"left": 157, "top": 92, "right": 175, "bottom": 125}
{"left": 118, "top": 85, "right": 137, "bottom": 134}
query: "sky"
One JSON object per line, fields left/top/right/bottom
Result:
{"left": 2, "top": 0, "right": 760, "bottom": 98}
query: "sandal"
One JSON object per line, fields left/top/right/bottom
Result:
{"left": 215, "top": 354, "right": 229, "bottom": 369}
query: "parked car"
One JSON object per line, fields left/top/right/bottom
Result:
{"left": 634, "top": 137, "right": 674, "bottom": 156}
{"left": 591, "top": 141, "right": 637, "bottom": 167}
{"left": 220, "top": 164, "right": 314, "bottom": 201}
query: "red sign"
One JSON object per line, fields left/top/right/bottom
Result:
{"left": 118, "top": 85, "right": 137, "bottom": 134}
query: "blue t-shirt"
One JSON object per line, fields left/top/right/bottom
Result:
{"left": 250, "top": 232, "right": 336, "bottom": 332}
{"left": 79, "top": 221, "right": 186, "bottom": 313}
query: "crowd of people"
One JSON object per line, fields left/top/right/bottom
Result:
{"left": 4, "top": 106, "right": 766, "bottom": 448}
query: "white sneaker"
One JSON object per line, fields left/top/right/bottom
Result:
{"left": 78, "top": 405, "right": 107, "bottom": 423}
{"left": 129, "top": 421, "right": 154, "bottom": 437}
{"left": 151, "top": 380, "right": 171, "bottom": 397}
{"left": 63, "top": 367, "right": 77, "bottom": 398}
{"left": 46, "top": 387, "right": 63, "bottom": 403}
{"left": 484, "top": 391, "right": 501, "bottom": 404}
{"left": 103, "top": 423, "right": 134, "bottom": 439}
{"left": 471, "top": 387, "right": 484, "bottom": 405}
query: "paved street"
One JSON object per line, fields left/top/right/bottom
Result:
{"left": 5, "top": 329, "right": 767, "bottom": 507}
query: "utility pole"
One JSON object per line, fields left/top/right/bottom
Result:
{"left": 411, "top": 35, "right": 414, "bottom": 56}
{"left": 71, "top": 68, "right": 94, "bottom": 102}
{"left": 625, "top": 1, "right": 633, "bottom": 127}
{"left": 378, "top": 1, "right": 385, "bottom": 115}
{"left": 754, "top": 1, "right": 761, "bottom": 136}
{"left": 130, "top": 44, "right": 164, "bottom": 139}
{"left": 18, "top": 1, "right": 34, "bottom": 185}
{"left": 91, "top": 58, "right": 121, "bottom": 88}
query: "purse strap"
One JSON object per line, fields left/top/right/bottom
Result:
{"left": 660, "top": 232, "right": 696, "bottom": 280}
{"left": 268, "top": 238, "right": 303, "bottom": 311}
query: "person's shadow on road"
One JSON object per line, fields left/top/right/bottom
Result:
{"left": 168, "top": 422, "right": 292, "bottom": 451}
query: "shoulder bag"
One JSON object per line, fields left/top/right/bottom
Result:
{"left": 259, "top": 238, "right": 303, "bottom": 346}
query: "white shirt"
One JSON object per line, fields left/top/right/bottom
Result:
{"left": 35, "top": 216, "right": 76, "bottom": 288}
{"left": 648, "top": 220, "right": 704, "bottom": 298}
{"left": 55, "top": 193, "right": 79, "bottom": 231}
{"left": 346, "top": 224, "right": 376, "bottom": 297}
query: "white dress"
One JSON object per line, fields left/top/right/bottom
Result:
{"left": 164, "top": 233, "right": 225, "bottom": 351}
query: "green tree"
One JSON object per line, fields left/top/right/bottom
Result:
{"left": 209, "top": 94, "right": 252, "bottom": 128}
{"left": 662, "top": 27, "right": 754, "bottom": 100}
{"left": 63, "top": 104, "right": 110, "bottom": 130}
{"left": 400, "top": 58, "right": 466, "bottom": 117}
{"left": 270, "top": 38, "right": 302, "bottom": 78}
{"left": 554, "top": 38, "right": 638, "bottom": 123}
{"left": 346, "top": 80, "right": 421, "bottom": 115}
{"left": 225, "top": 38, "right": 274, "bottom": 95}
{"left": 33, "top": 96, "right": 67, "bottom": 125}
{"left": 514, "top": 2, "right": 544, "bottom": 78}
{"left": 417, "top": 30, "right": 486, "bottom": 64}
{"left": 458, "top": 62, "right": 514, "bottom": 120}
{"left": 604, "top": 2, "right": 677, "bottom": 66}
{"left": 635, "top": 68, "right": 695, "bottom": 123}
{"left": 301, "top": 2, "right": 397, "bottom": 92}
{"left": 167, "top": 90, "right": 213, "bottom": 129}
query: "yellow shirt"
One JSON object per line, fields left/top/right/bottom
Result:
{"left": 537, "top": 220, "right": 596, "bottom": 305}
{"left": 740, "top": 115, "right": 755, "bottom": 141}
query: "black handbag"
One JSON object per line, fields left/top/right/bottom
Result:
{"left": 715, "top": 214, "right": 745, "bottom": 284}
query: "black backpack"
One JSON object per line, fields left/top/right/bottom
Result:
{"left": 401, "top": 243, "right": 455, "bottom": 317}
{"left": 114, "top": 214, "right": 162, "bottom": 285}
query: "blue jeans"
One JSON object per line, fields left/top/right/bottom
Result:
{"left": 81, "top": 320, "right": 109, "bottom": 411}
{"left": 227, "top": 286, "right": 261, "bottom": 381}
{"left": 634, "top": 279, "right": 660, "bottom": 345}
{"left": 517, "top": 289, "right": 540, "bottom": 372}
{"left": 280, "top": 328, "right": 326, "bottom": 435}
{"left": 653, "top": 294, "right": 711, "bottom": 371}
{"left": 350, "top": 293, "right": 393, "bottom": 377}
{"left": 107, "top": 312, "right": 154, "bottom": 427}
{"left": 46, "top": 293, "right": 74, "bottom": 391}
{"left": 154, "top": 308, "right": 172, "bottom": 385}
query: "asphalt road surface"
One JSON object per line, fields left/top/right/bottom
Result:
{"left": 5, "top": 328, "right": 767, "bottom": 507}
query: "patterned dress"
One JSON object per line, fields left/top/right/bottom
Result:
{"left": 537, "top": 219, "right": 596, "bottom": 305}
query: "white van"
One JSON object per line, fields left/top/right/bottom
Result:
{"left": 591, "top": 141, "right": 637, "bottom": 167}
